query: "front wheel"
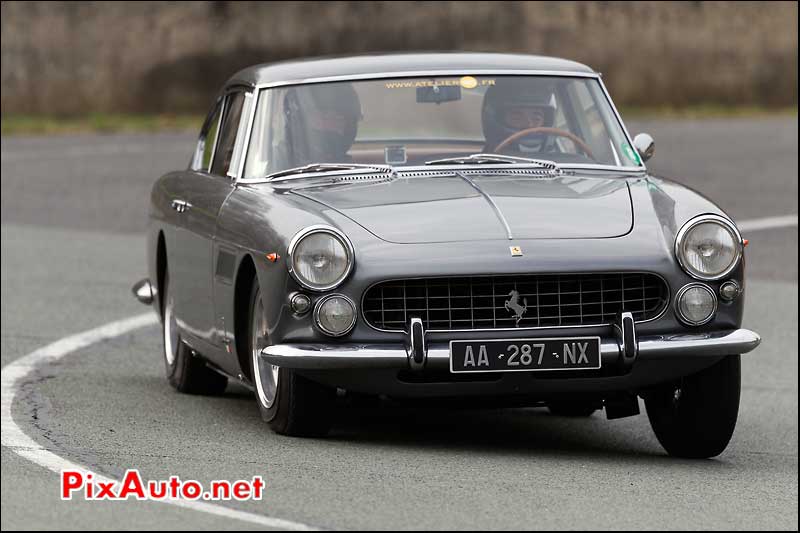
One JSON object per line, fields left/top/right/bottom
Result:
{"left": 247, "top": 279, "right": 334, "bottom": 437}
{"left": 162, "top": 270, "right": 227, "bottom": 395}
{"left": 645, "top": 355, "right": 741, "bottom": 458}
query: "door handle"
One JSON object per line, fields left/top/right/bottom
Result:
{"left": 170, "top": 199, "right": 192, "bottom": 213}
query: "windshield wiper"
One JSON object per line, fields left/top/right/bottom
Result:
{"left": 265, "top": 163, "right": 395, "bottom": 181}
{"left": 424, "top": 153, "right": 561, "bottom": 170}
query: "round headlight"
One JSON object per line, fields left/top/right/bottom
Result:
{"left": 675, "top": 215, "right": 742, "bottom": 280}
{"left": 314, "top": 294, "right": 356, "bottom": 337}
{"left": 289, "top": 293, "right": 312, "bottom": 315}
{"left": 676, "top": 284, "right": 717, "bottom": 326}
{"left": 288, "top": 226, "right": 354, "bottom": 291}
{"left": 720, "top": 280, "right": 741, "bottom": 302}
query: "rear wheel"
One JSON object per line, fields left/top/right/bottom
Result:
{"left": 162, "top": 270, "right": 227, "bottom": 395}
{"left": 645, "top": 355, "right": 740, "bottom": 458}
{"left": 247, "top": 279, "right": 334, "bottom": 437}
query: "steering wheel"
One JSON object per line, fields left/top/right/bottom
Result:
{"left": 491, "top": 127, "right": 596, "bottom": 160}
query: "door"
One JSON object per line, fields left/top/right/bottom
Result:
{"left": 171, "top": 89, "right": 251, "bottom": 353}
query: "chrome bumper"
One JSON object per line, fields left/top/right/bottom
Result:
{"left": 261, "top": 328, "right": 761, "bottom": 370}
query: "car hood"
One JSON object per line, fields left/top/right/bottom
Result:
{"left": 292, "top": 173, "right": 633, "bottom": 243}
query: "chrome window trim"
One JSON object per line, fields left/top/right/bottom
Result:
{"left": 674, "top": 214, "right": 743, "bottom": 281}
{"left": 235, "top": 87, "right": 261, "bottom": 184}
{"left": 313, "top": 294, "right": 357, "bottom": 337}
{"left": 287, "top": 225, "right": 355, "bottom": 292}
{"left": 674, "top": 283, "right": 718, "bottom": 326}
{"left": 206, "top": 95, "right": 226, "bottom": 173}
{"left": 251, "top": 69, "right": 602, "bottom": 90}
{"left": 360, "top": 271, "right": 671, "bottom": 334}
{"left": 227, "top": 91, "right": 254, "bottom": 179}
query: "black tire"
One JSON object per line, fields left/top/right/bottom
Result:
{"left": 547, "top": 399, "right": 599, "bottom": 417}
{"left": 645, "top": 355, "right": 741, "bottom": 459}
{"left": 246, "top": 279, "right": 334, "bottom": 437}
{"left": 162, "top": 270, "right": 227, "bottom": 395}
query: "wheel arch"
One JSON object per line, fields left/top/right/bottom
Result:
{"left": 233, "top": 253, "right": 258, "bottom": 380}
{"left": 156, "top": 230, "right": 167, "bottom": 318}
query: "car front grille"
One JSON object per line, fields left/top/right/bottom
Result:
{"left": 362, "top": 273, "right": 669, "bottom": 331}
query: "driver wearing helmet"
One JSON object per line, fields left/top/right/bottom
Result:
{"left": 481, "top": 80, "right": 558, "bottom": 155}
{"left": 286, "top": 83, "right": 362, "bottom": 165}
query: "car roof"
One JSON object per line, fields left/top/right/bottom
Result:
{"left": 226, "top": 52, "right": 596, "bottom": 88}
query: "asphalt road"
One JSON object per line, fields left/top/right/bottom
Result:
{"left": 1, "top": 116, "right": 797, "bottom": 530}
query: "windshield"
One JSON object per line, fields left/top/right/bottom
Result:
{"left": 243, "top": 75, "right": 641, "bottom": 179}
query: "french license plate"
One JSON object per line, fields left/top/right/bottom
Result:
{"left": 449, "top": 337, "right": 601, "bottom": 373}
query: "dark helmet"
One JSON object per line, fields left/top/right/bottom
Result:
{"left": 481, "top": 79, "right": 557, "bottom": 149}
{"left": 294, "top": 83, "right": 362, "bottom": 160}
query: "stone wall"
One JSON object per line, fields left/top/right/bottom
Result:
{"left": 1, "top": 1, "right": 796, "bottom": 115}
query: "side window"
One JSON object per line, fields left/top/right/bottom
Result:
{"left": 211, "top": 92, "right": 246, "bottom": 176}
{"left": 202, "top": 106, "right": 221, "bottom": 169}
{"left": 191, "top": 101, "right": 221, "bottom": 171}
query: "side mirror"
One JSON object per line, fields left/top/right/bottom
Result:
{"left": 633, "top": 133, "right": 655, "bottom": 162}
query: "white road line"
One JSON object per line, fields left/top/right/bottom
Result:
{"left": 1, "top": 313, "right": 318, "bottom": 531}
{"left": 737, "top": 214, "right": 798, "bottom": 232}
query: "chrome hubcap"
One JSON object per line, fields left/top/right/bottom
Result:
{"left": 252, "top": 295, "right": 279, "bottom": 408}
{"left": 163, "top": 293, "right": 178, "bottom": 366}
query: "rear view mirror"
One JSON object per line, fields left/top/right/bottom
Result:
{"left": 416, "top": 85, "right": 461, "bottom": 104}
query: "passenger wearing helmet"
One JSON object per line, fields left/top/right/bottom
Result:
{"left": 481, "top": 79, "right": 558, "bottom": 155}
{"left": 285, "top": 83, "right": 362, "bottom": 166}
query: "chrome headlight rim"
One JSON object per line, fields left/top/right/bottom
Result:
{"left": 313, "top": 293, "right": 357, "bottom": 337}
{"left": 675, "top": 214, "right": 743, "bottom": 281}
{"left": 674, "top": 283, "right": 718, "bottom": 326}
{"left": 287, "top": 225, "right": 354, "bottom": 292}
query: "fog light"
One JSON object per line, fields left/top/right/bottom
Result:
{"left": 720, "top": 281, "right": 741, "bottom": 302}
{"left": 290, "top": 293, "right": 311, "bottom": 315}
{"left": 314, "top": 294, "right": 356, "bottom": 337}
{"left": 676, "top": 284, "right": 717, "bottom": 326}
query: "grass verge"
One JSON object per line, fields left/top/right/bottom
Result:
{"left": 2, "top": 113, "right": 204, "bottom": 136}
{"left": 2, "top": 106, "right": 796, "bottom": 136}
